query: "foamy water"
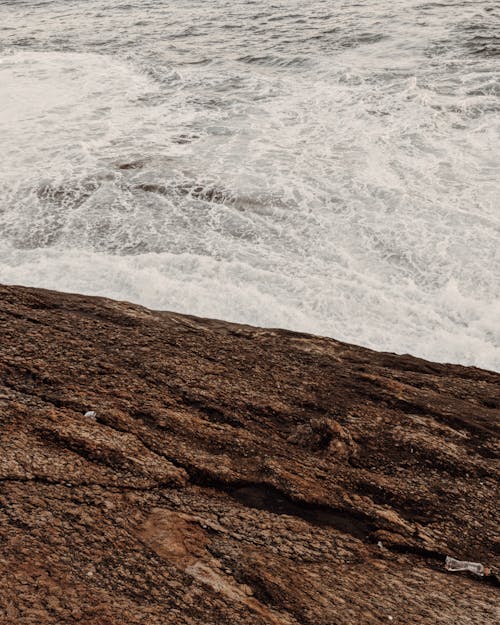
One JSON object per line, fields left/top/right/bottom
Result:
{"left": 1, "top": 0, "right": 499, "bottom": 370}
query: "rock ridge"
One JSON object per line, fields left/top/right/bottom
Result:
{"left": 0, "top": 284, "right": 498, "bottom": 624}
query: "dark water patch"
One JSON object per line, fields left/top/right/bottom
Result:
{"left": 339, "top": 32, "right": 386, "bottom": 48}
{"left": 36, "top": 180, "right": 101, "bottom": 209}
{"left": 417, "top": 2, "right": 481, "bottom": 9}
{"left": 237, "top": 54, "right": 310, "bottom": 68}
{"left": 466, "top": 35, "right": 500, "bottom": 57}
{"left": 171, "top": 133, "right": 201, "bottom": 144}
{"left": 179, "top": 57, "right": 212, "bottom": 66}
{"left": 267, "top": 14, "right": 304, "bottom": 22}
{"left": 170, "top": 26, "right": 207, "bottom": 39}
{"left": 134, "top": 182, "right": 230, "bottom": 204}
{"left": 11, "top": 38, "right": 37, "bottom": 47}
{"left": 454, "top": 15, "right": 500, "bottom": 57}
{"left": 117, "top": 161, "right": 145, "bottom": 170}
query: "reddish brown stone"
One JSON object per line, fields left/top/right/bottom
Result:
{"left": 0, "top": 284, "right": 498, "bottom": 624}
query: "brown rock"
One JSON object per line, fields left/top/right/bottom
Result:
{"left": 0, "top": 284, "right": 498, "bottom": 624}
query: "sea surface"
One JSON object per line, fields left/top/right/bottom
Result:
{"left": 1, "top": 0, "right": 499, "bottom": 370}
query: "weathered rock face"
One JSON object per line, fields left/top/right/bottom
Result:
{"left": 0, "top": 284, "right": 498, "bottom": 624}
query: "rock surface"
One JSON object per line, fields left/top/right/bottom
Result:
{"left": 0, "top": 284, "right": 498, "bottom": 624}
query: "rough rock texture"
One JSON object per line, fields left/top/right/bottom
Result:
{"left": 0, "top": 284, "right": 498, "bottom": 625}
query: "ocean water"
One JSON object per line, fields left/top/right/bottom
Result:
{"left": 0, "top": 0, "right": 499, "bottom": 370}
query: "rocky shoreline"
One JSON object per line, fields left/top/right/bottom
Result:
{"left": 0, "top": 284, "right": 498, "bottom": 624}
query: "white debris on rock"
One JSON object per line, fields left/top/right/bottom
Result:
{"left": 445, "top": 556, "right": 488, "bottom": 577}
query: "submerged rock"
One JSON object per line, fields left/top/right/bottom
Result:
{"left": 0, "top": 284, "right": 498, "bottom": 624}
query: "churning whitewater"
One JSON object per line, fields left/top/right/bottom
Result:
{"left": 0, "top": 1, "right": 499, "bottom": 370}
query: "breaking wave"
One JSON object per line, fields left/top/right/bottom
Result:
{"left": 0, "top": 0, "right": 499, "bottom": 370}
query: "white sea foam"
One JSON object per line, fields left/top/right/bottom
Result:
{"left": 0, "top": 1, "right": 499, "bottom": 370}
